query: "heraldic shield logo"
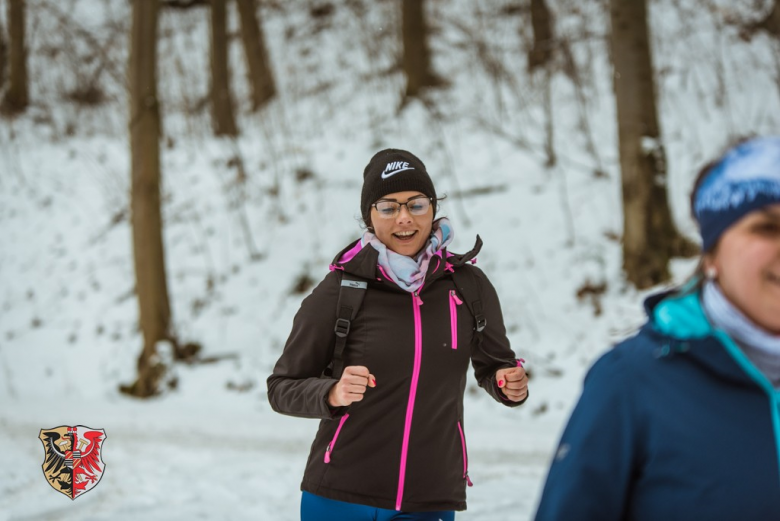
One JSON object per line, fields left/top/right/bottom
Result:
{"left": 39, "top": 426, "right": 106, "bottom": 500}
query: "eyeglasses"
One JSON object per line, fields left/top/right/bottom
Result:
{"left": 371, "top": 196, "right": 433, "bottom": 219}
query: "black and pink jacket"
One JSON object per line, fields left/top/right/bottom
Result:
{"left": 266, "top": 237, "right": 525, "bottom": 512}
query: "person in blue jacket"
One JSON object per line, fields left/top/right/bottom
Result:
{"left": 535, "top": 136, "right": 780, "bottom": 521}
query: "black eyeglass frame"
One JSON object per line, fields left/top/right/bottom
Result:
{"left": 370, "top": 196, "right": 434, "bottom": 218}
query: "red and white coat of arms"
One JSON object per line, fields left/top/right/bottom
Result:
{"left": 39, "top": 425, "right": 107, "bottom": 500}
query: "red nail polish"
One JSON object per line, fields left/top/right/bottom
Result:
{"left": 498, "top": 380, "right": 504, "bottom": 387}
{"left": 372, "top": 379, "right": 377, "bottom": 386}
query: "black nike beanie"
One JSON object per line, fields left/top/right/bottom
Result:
{"left": 360, "top": 148, "right": 437, "bottom": 227}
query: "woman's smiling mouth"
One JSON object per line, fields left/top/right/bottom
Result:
{"left": 393, "top": 230, "right": 418, "bottom": 241}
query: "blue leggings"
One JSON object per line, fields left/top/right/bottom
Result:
{"left": 301, "top": 492, "right": 456, "bottom": 521}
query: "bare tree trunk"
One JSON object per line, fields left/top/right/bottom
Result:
{"left": 210, "top": 0, "right": 238, "bottom": 135}
{"left": 236, "top": 0, "right": 275, "bottom": 111}
{"left": 402, "top": 0, "right": 438, "bottom": 99}
{"left": 2, "top": 0, "right": 28, "bottom": 114}
{"left": 749, "top": 0, "right": 780, "bottom": 38}
{"left": 528, "top": 0, "right": 554, "bottom": 72}
{"left": 0, "top": 15, "right": 6, "bottom": 93}
{"left": 126, "top": 0, "right": 173, "bottom": 398}
{"left": 542, "top": 67, "right": 556, "bottom": 167}
{"left": 609, "top": 0, "right": 693, "bottom": 290}
{"left": 763, "top": 0, "right": 780, "bottom": 36}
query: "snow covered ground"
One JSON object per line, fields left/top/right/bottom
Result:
{"left": 1, "top": 0, "right": 779, "bottom": 519}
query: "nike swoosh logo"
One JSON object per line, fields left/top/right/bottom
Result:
{"left": 381, "top": 167, "right": 413, "bottom": 179}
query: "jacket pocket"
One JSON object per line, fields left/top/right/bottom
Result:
{"left": 449, "top": 290, "right": 463, "bottom": 350}
{"left": 457, "top": 421, "right": 473, "bottom": 486}
{"left": 324, "top": 413, "right": 350, "bottom": 463}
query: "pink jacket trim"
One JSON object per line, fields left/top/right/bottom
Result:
{"left": 449, "top": 290, "right": 463, "bottom": 350}
{"left": 377, "top": 264, "right": 392, "bottom": 282}
{"left": 457, "top": 421, "right": 473, "bottom": 487}
{"left": 324, "top": 413, "right": 350, "bottom": 464}
{"left": 337, "top": 241, "right": 363, "bottom": 265}
{"left": 396, "top": 292, "right": 424, "bottom": 510}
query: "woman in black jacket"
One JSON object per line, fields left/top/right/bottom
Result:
{"left": 267, "top": 149, "right": 528, "bottom": 520}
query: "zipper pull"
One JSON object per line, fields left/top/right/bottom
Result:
{"left": 324, "top": 443, "right": 332, "bottom": 463}
{"left": 465, "top": 472, "right": 473, "bottom": 487}
{"left": 450, "top": 290, "right": 463, "bottom": 305}
{"left": 413, "top": 291, "right": 423, "bottom": 306}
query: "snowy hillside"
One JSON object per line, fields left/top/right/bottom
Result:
{"left": 1, "top": 0, "right": 779, "bottom": 519}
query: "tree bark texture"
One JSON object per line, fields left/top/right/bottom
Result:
{"left": 402, "top": 0, "right": 437, "bottom": 98}
{"left": 0, "top": 15, "right": 7, "bottom": 93}
{"left": 2, "top": 0, "right": 28, "bottom": 114}
{"left": 528, "top": 0, "right": 554, "bottom": 72}
{"left": 210, "top": 0, "right": 238, "bottom": 135}
{"left": 758, "top": 0, "right": 780, "bottom": 37}
{"left": 128, "top": 0, "right": 172, "bottom": 397}
{"left": 236, "top": 0, "right": 276, "bottom": 111}
{"left": 610, "top": 0, "right": 688, "bottom": 289}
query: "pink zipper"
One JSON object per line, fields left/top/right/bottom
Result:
{"left": 324, "top": 413, "right": 350, "bottom": 463}
{"left": 396, "top": 291, "right": 424, "bottom": 510}
{"left": 457, "top": 421, "right": 473, "bottom": 487}
{"left": 449, "top": 290, "right": 463, "bottom": 350}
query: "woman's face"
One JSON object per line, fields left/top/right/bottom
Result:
{"left": 370, "top": 191, "right": 433, "bottom": 257}
{"left": 705, "top": 203, "right": 780, "bottom": 334}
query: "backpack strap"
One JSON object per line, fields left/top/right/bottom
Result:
{"left": 451, "top": 266, "right": 486, "bottom": 336}
{"left": 326, "top": 272, "right": 368, "bottom": 380}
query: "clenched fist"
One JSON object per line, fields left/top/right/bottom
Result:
{"left": 328, "top": 365, "right": 377, "bottom": 407}
{"left": 496, "top": 365, "right": 528, "bottom": 402}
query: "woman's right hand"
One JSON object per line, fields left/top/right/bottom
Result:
{"left": 328, "top": 366, "right": 377, "bottom": 407}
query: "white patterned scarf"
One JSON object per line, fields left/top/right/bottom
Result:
{"left": 362, "top": 218, "right": 454, "bottom": 293}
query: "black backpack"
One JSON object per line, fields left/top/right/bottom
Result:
{"left": 325, "top": 267, "right": 487, "bottom": 380}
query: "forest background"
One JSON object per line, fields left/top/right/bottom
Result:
{"left": 1, "top": 0, "right": 779, "bottom": 519}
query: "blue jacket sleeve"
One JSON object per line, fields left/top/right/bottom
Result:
{"left": 534, "top": 346, "right": 643, "bottom": 520}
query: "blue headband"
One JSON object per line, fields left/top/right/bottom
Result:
{"left": 694, "top": 136, "right": 780, "bottom": 251}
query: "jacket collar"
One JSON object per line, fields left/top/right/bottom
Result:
{"left": 644, "top": 290, "right": 768, "bottom": 389}
{"left": 330, "top": 239, "right": 380, "bottom": 280}
{"left": 447, "top": 235, "right": 482, "bottom": 268}
{"left": 651, "top": 290, "right": 713, "bottom": 340}
{"left": 329, "top": 235, "right": 484, "bottom": 287}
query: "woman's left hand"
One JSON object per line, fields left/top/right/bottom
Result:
{"left": 496, "top": 366, "right": 528, "bottom": 402}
